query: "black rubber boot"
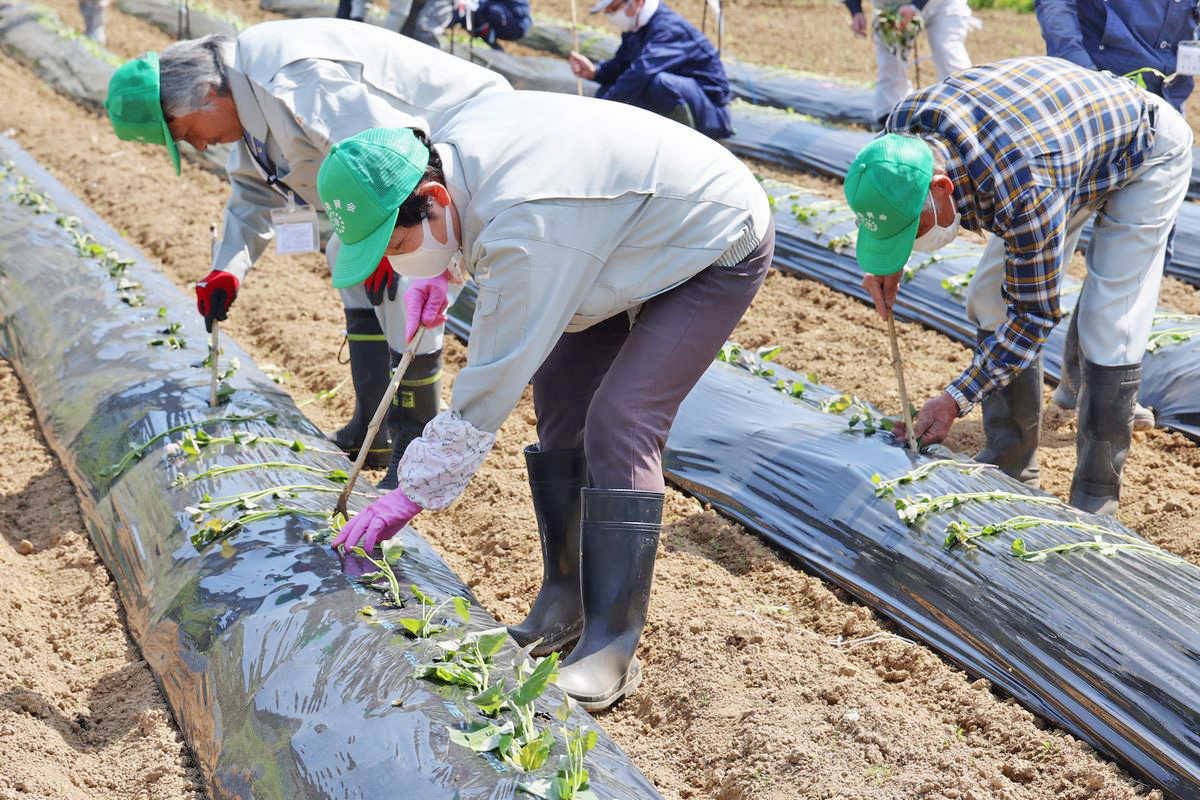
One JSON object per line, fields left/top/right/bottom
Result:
{"left": 332, "top": 309, "right": 391, "bottom": 469}
{"left": 556, "top": 488, "right": 662, "bottom": 712}
{"left": 974, "top": 329, "right": 1042, "bottom": 487}
{"left": 1070, "top": 360, "right": 1140, "bottom": 517}
{"left": 378, "top": 349, "right": 443, "bottom": 491}
{"left": 507, "top": 445, "right": 587, "bottom": 656}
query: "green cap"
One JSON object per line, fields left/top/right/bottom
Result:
{"left": 317, "top": 128, "right": 430, "bottom": 288}
{"left": 105, "top": 53, "right": 181, "bottom": 177}
{"left": 843, "top": 134, "right": 933, "bottom": 275}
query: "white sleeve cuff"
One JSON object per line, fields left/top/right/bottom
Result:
{"left": 398, "top": 410, "right": 497, "bottom": 510}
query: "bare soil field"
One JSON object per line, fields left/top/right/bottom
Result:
{"left": 0, "top": 1, "right": 1194, "bottom": 798}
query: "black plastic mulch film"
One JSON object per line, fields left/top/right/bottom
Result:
{"left": 0, "top": 142, "right": 660, "bottom": 799}
{"left": 5, "top": 8, "right": 1200, "bottom": 795}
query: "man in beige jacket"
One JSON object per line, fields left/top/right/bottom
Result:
{"left": 104, "top": 18, "right": 510, "bottom": 485}
{"left": 325, "top": 91, "right": 774, "bottom": 711}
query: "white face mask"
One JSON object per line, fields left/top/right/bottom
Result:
{"left": 388, "top": 213, "right": 460, "bottom": 279}
{"left": 606, "top": 2, "right": 639, "bottom": 31}
{"left": 911, "top": 191, "right": 961, "bottom": 253}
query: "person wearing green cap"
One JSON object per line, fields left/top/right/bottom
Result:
{"left": 320, "top": 90, "right": 773, "bottom": 711}
{"left": 104, "top": 19, "right": 510, "bottom": 486}
{"left": 844, "top": 56, "right": 1192, "bottom": 516}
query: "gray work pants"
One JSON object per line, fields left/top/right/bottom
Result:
{"left": 533, "top": 221, "right": 774, "bottom": 492}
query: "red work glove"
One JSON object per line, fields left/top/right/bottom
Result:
{"left": 333, "top": 487, "right": 423, "bottom": 552}
{"left": 195, "top": 269, "right": 239, "bottom": 333}
{"left": 364, "top": 256, "right": 399, "bottom": 306}
{"left": 404, "top": 269, "right": 451, "bottom": 343}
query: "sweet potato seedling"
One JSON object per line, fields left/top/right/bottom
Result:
{"left": 873, "top": 7, "right": 924, "bottom": 58}
{"left": 519, "top": 699, "right": 600, "bottom": 800}
{"left": 190, "top": 506, "right": 332, "bottom": 548}
{"left": 413, "top": 627, "right": 508, "bottom": 697}
{"left": 398, "top": 584, "right": 471, "bottom": 638}
{"left": 99, "top": 411, "right": 279, "bottom": 478}
{"left": 170, "top": 461, "right": 348, "bottom": 487}
{"left": 893, "top": 491, "right": 1064, "bottom": 526}
{"left": 447, "top": 646, "right": 561, "bottom": 772}
{"left": 1011, "top": 534, "right": 1186, "bottom": 564}
{"left": 871, "top": 460, "right": 998, "bottom": 498}
{"left": 351, "top": 543, "right": 406, "bottom": 607}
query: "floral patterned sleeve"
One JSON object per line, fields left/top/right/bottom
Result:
{"left": 398, "top": 410, "right": 497, "bottom": 510}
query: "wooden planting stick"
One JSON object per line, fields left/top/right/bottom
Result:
{"left": 570, "top": 0, "right": 583, "bottom": 96}
{"left": 209, "top": 222, "right": 220, "bottom": 408}
{"left": 336, "top": 327, "right": 427, "bottom": 515}
{"left": 887, "top": 312, "right": 920, "bottom": 453}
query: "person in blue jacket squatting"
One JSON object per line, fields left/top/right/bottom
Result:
{"left": 450, "top": 0, "right": 532, "bottom": 49}
{"left": 1035, "top": 0, "right": 1199, "bottom": 431}
{"left": 568, "top": 0, "right": 734, "bottom": 139}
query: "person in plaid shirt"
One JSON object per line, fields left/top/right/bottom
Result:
{"left": 844, "top": 56, "right": 1192, "bottom": 516}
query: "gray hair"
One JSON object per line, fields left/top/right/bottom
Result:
{"left": 158, "top": 34, "right": 234, "bottom": 119}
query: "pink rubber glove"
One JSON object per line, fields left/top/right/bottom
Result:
{"left": 404, "top": 269, "right": 451, "bottom": 343}
{"left": 333, "top": 487, "right": 423, "bottom": 552}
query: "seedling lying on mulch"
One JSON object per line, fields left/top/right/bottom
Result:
{"left": 99, "top": 411, "right": 279, "bottom": 478}
{"left": 941, "top": 267, "right": 974, "bottom": 299}
{"left": 1011, "top": 535, "right": 1186, "bottom": 564}
{"left": 190, "top": 506, "right": 332, "bottom": 548}
{"left": 1146, "top": 312, "right": 1200, "bottom": 352}
{"left": 150, "top": 309, "right": 187, "bottom": 349}
{"left": 174, "top": 427, "right": 341, "bottom": 459}
{"left": 871, "top": 459, "right": 997, "bottom": 498}
{"left": 170, "top": 461, "right": 348, "bottom": 487}
{"left": 944, "top": 515, "right": 1186, "bottom": 564}
{"left": 892, "top": 490, "right": 1064, "bottom": 526}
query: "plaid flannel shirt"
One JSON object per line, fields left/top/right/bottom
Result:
{"left": 885, "top": 57, "right": 1155, "bottom": 412}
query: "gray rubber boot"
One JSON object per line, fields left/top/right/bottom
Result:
{"left": 1051, "top": 312, "right": 1154, "bottom": 429}
{"left": 333, "top": 309, "right": 392, "bottom": 468}
{"left": 974, "top": 329, "right": 1042, "bottom": 487}
{"left": 1051, "top": 312, "right": 1082, "bottom": 412}
{"left": 378, "top": 349, "right": 443, "bottom": 491}
{"left": 664, "top": 103, "right": 696, "bottom": 129}
{"left": 1070, "top": 360, "right": 1140, "bottom": 517}
{"left": 556, "top": 488, "right": 662, "bottom": 712}
{"left": 507, "top": 445, "right": 586, "bottom": 656}
{"left": 80, "top": 0, "right": 109, "bottom": 44}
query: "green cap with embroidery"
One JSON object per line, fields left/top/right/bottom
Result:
{"left": 317, "top": 128, "right": 430, "bottom": 288}
{"left": 843, "top": 134, "right": 933, "bottom": 276}
{"left": 105, "top": 53, "right": 181, "bottom": 176}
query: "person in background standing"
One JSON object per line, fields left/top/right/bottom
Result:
{"left": 844, "top": 0, "right": 977, "bottom": 127}
{"left": 1036, "top": 0, "right": 1199, "bottom": 429}
{"left": 79, "top": 0, "right": 110, "bottom": 45}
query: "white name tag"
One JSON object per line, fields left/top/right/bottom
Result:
{"left": 270, "top": 204, "right": 319, "bottom": 255}
{"left": 1176, "top": 41, "right": 1200, "bottom": 76}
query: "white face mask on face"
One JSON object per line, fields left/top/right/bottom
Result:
{"left": 911, "top": 191, "right": 961, "bottom": 253}
{"left": 605, "top": 2, "right": 639, "bottom": 31}
{"left": 388, "top": 213, "right": 460, "bottom": 279}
